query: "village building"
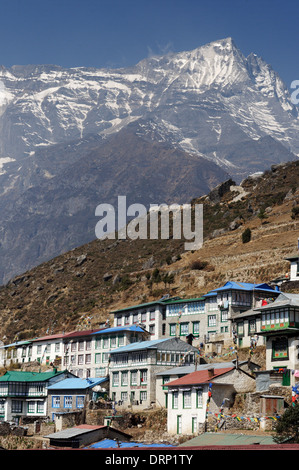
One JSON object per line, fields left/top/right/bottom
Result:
{"left": 166, "top": 367, "right": 237, "bottom": 435}
{"left": 253, "top": 293, "right": 299, "bottom": 388}
{"left": 108, "top": 337, "right": 199, "bottom": 409}
{"left": 285, "top": 254, "right": 299, "bottom": 282}
{"left": 156, "top": 359, "right": 260, "bottom": 408}
{"left": 0, "top": 368, "right": 74, "bottom": 423}
{"left": 110, "top": 296, "right": 206, "bottom": 342}
{"left": 47, "top": 376, "right": 109, "bottom": 423}
{"left": 44, "top": 424, "right": 132, "bottom": 449}
{"left": 62, "top": 325, "right": 148, "bottom": 379}
{"left": 202, "top": 281, "right": 280, "bottom": 353}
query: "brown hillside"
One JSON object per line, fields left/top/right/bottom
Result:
{"left": 0, "top": 159, "right": 299, "bottom": 343}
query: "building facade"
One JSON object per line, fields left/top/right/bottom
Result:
{"left": 47, "top": 377, "right": 108, "bottom": 422}
{"left": 0, "top": 369, "right": 74, "bottom": 423}
{"left": 166, "top": 368, "right": 236, "bottom": 435}
{"left": 108, "top": 337, "right": 199, "bottom": 409}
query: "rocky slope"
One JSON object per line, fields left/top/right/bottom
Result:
{"left": 0, "top": 159, "right": 299, "bottom": 344}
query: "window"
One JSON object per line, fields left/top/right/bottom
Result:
{"left": 249, "top": 319, "right": 256, "bottom": 333}
{"left": 78, "top": 341, "right": 84, "bottom": 351}
{"left": 116, "top": 316, "right": 122, "bottom": 326}
{"left": 86, "top": 340, "right": 91, "bottom": 351}
{"left": 121, "top": 392, "right": 128, "bottom": 402}
{"left": 221, "top": 310, "right": 228, "bottom": 322}
{"left": 95, "top": 339, "right": 101, "bottom": 350}
{"left": 196, "top": 389, "right": 203, "bottom": 408}
{"left": 110, "top": 336, "right": 117, "bottom": 348}
{"left": 272, "top": 337, "right": 288, "bottom": 360}
{"left": 64, "top": 396, "right": 72, "bottom": 408}
{"left": 140, "top": 370, "right": 147, "bottom": 385}
{"left": 180, "top": 323, "right": 189, "bottom": 336}
{"left": 76, "top": 396, "right": 85, "bottom": 408}
{"left": 208, "top": 315, "right": 216, "bottom": 327}
{"left": 102, "top": 353, "right": 109, "bottom": 363}
{"left": 112, "top": 372, "right": 119, "bottom": 387}
{"left": 172, "top": 391, "right": 178, "bottom": 409}
{"left": 162, "top": 376, "right": 170, "bottom": 390}
{"left": 12, "top": 400, "right": 22, "bottom": 413}
{"left": 183, "top": 391, "right": 191, "bottom": 408}
{"left": 121, "top": 371, "right": 128, "bottom": 386}
{"left": 78, "top": 355, "right": 84, "bottom": 365}
{"left": 28, "top": 401, "right": 35, "bottom": 413}
{"left": 37, "top": 401, "right": 44, "bottom": 413}
{"left": 141, "top": 312, "right": 147, "bottom": 323}
{"left": 140, "top": 391, "right": 147, "bottom": 402}
{"left": 193, "top": 322, "right": 200, "bottom": 335}
{"left": 131, "top": 370, "right": 138, "bottom": 386}
{"left": 95, "top": 353, "right": 101, "bottom": 364}
{"left": 85, "top": 354, "right": 91, "bottom": 364}
{"left": 95, "top": 367, "right": 106, "bottom": 377}
{"left": 149, "top": 325, "right": 155, "bottom": 335}
{"left": 103, "top": 338, "right": 109, "bottom": 349}
{"left": 52, "top": 396, "right": 60, "bottom": 408}
{"left": 169, "top": 324, "right": 176, "bottom": 336}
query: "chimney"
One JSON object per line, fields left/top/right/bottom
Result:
{"left": 208, "top": 368, "right": 214, "bottom": 378}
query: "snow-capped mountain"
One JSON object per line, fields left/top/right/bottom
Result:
{"left": 0, "top": 37, "right": 298, "bottom": 284}
{"left": 0, "top": 37, "right": 298, "bottom": 177}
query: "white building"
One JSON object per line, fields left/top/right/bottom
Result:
{"left": 63, "top": 325, "right": 149, "bottom": 378}
{"left": 166, "top": 367, "right": 236, "bottom": 435}
{"left": 285, "top": 254, "right": 299, "bottom": 282}
{"left": 0, "top": 333, "right": 65, "bottom": 368}
{"left": 108, "top": 337, "right": 199, "bottom": 409}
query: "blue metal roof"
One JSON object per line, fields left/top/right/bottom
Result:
{"left": 110, "top": 339, "right": 167, "bottom": 354}
{"left": 92, "top": 325, "right": 146, "bottom": 335}
{"left": 86, "top": 438, "right": 174, "bottom": 449}
{"left": 48, "top": 377, "right": 107, "bottom": 390}
{"left": 204, "top": 281, "right": 279, "bottom": 297}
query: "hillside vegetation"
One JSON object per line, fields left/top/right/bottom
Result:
{"left": 1, "top": 159, "right": 299, "bottom": 343}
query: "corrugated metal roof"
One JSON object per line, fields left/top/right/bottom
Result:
{"left": 204, "top": 281, "right": 279, "bottom": 297}
{"left": 110, "top": 339, "right": 167, "bottom": 354}
{"left": 156, "top": 362, "right": 236, "bottom": 376}
{"left": 166, "top": 368, "right": 234, "bottom": 387}
{"left": 48, "top": 377, "right": 107, "bottom": 390}
{"left": 86, "top": 439, "right": 174, "bottom": 449}
{"left": 45, "top": 425, "right": 106, "bottom": 439}
{"left": 0, "top": 370, "right": 65, "bottom": 383}
{"left": 179, "top": 432, "right": 276, "bottom": 447}
{"left": 92, "top": 325, "right": 146, "bottom": 335}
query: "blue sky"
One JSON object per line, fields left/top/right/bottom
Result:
{"left": 0, "top": 0, "right": 298, "bottom": 87}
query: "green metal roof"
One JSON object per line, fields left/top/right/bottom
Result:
{"left": 110, "top": 297, "right": 204, "bottom": 313}
{"left": 0, "top": 370, "right": 65, "bottom": 383}
{"left": 179, "top": 432, "right": 276, "bottom": 447}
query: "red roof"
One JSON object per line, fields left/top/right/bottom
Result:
{"left": 62, "top": 329, "right": 106, "bottom": 339}
{"left": 166, "top": 367, "right": 234, "bottom": 387}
